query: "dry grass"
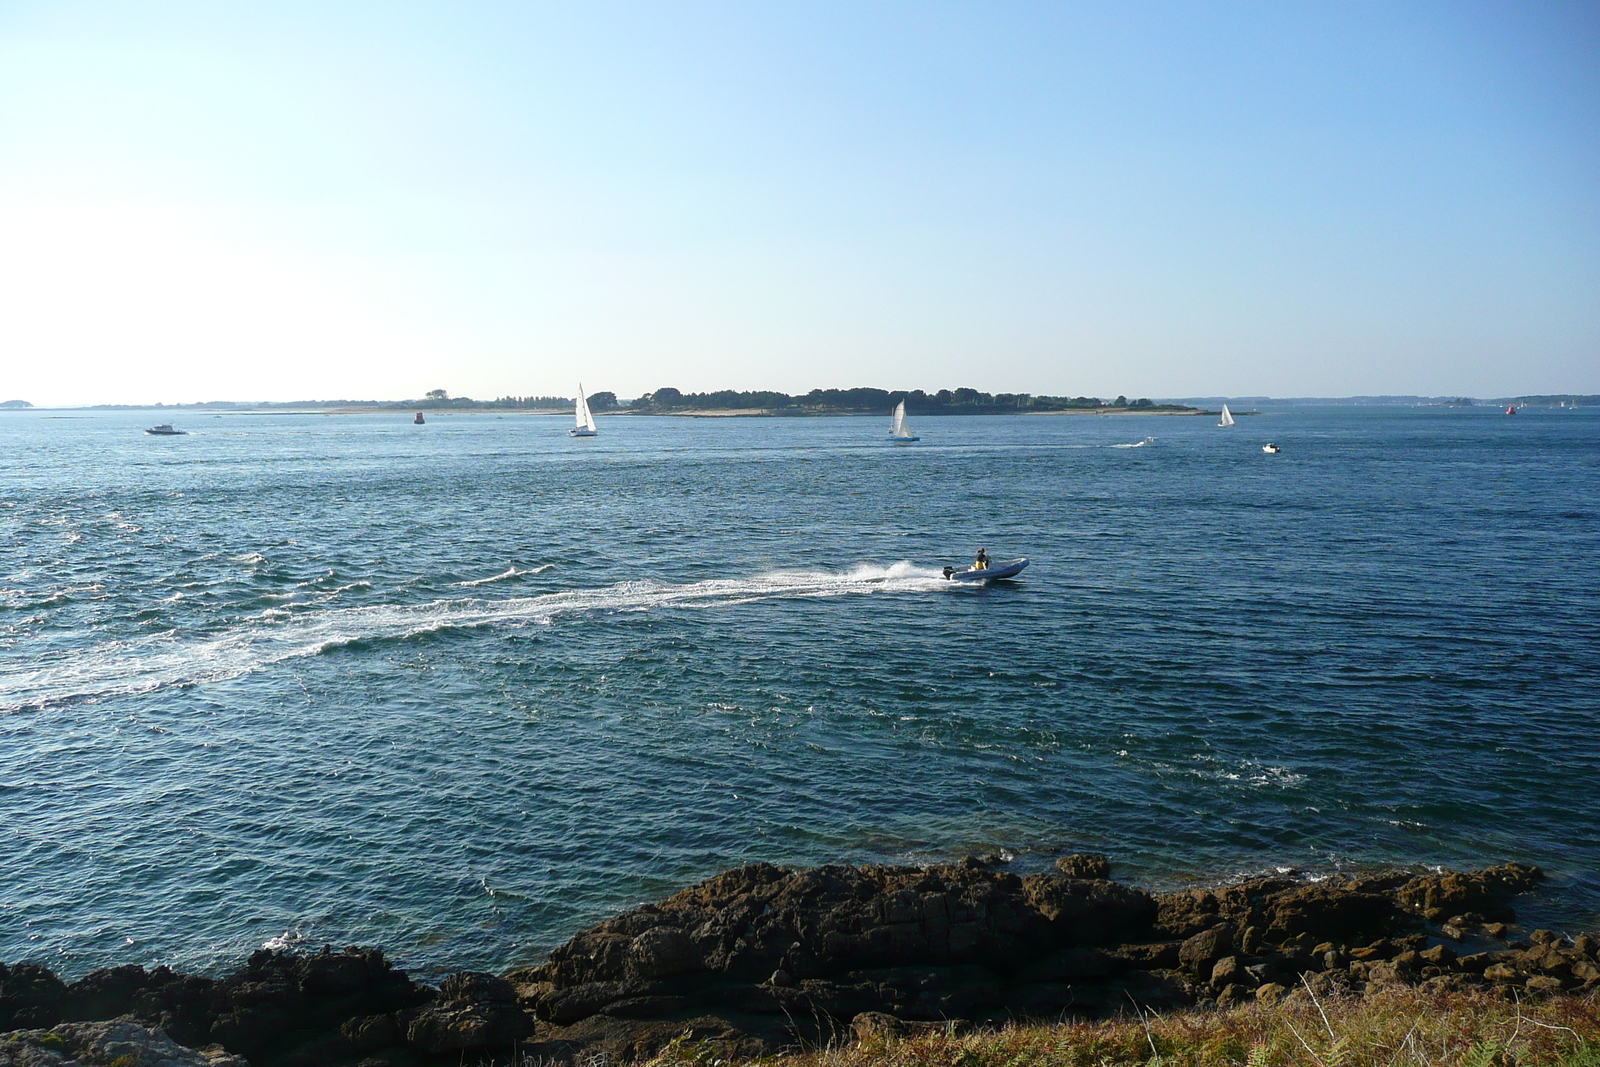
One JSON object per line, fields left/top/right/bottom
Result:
{"left": 647, "top": 988, "right": 1600, "bottom": 1067}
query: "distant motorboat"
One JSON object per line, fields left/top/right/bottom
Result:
{"left": 1262, "top": 442, "right": 1281, "bottom": 454}
{"left": 942, "top": 558, "right": 1028, "bottom": 582}
{"left": 414, "top": 412, "right": 426, "bottom": 424}
{"left": 1218, "top": 404, "right": 1236, "bottom": 428}
{"left": 887, "top": 400, "right": 919, "bottom": 442}
{"left": 145, "top": 424, "right": 186, "bottom": 436}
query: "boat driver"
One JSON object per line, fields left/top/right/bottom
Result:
{"left": 975, "top": 548, "right": 989, "bottom": 571}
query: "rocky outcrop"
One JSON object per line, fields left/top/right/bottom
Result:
{"left": 1, "top": 859, "right": 1578, "bottom": 1066}
{"left": 505, "top": 860, "right": 1569, "bottom": 1062}
{"left": 0, "top": 1018, "right": 248, "bottom": 1066}
{"left": 2, "top": 949, "right": 431, "bottom": 1067}
{"left": 404, "top": 972, "right": 532, "bottom": 1055}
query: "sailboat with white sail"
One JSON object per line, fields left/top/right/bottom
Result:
{"left": 569, "top": 384, "right": 598, "bottom": 437}
{"left": 887, "top": 400, "right": 919, "bottom": 442}
{"left": 1218, "top": 404, "right": 1236, "bottom": 428}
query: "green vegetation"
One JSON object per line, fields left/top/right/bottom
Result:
{"left": 628, "top": 387, "right": 1197, "bottom": 415}
{"left": 647, "top": 988, "right": 1600, "bottom": 1067}
{"left": 1507, "top": 395, "right": 1598, "bottom": 407}
{"left": 74, "top": 388, "right": 1203, "bottom": 414}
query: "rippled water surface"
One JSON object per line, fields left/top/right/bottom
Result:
{"left": 3, "top": 406, "right": 1597, "bottom": 978}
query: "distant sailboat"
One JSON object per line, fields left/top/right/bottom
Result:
{"left": 887, "top": 400, "right": 919, "bottom": 442}
{"left": 570, "top": 384, "right": 598, "bottom": 437}
{"left": 1218, "top": 404, "right": 1236, "bottom": 428}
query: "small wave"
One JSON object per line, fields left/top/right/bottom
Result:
{"left": 233, "top": 553, "right": 269, "bottom": 565}
{"left": 262, "top": 928, "right": 309, "bottom": 952}
{"left": 1186, "top": 755, "right": 1306, "bottom": 789}
{"left": 0, "top": 564, "right": 951, "bottom": 711}
{"left": 457, "top": 564, "right": 552, "bottom": 587}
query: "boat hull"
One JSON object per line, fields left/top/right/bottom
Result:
{"left": 568, "top": 429, "right": 597, "bottom": 437}
{"left": 887, "top": 435, "right": 919, "bottom": 442}
{"left": 947, "top": 558, "right": 1028, "bottom": 582}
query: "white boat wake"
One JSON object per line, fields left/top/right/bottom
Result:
{"left": 456, "top": 563, "right": 555, "bottom": 586}
{"left": 0, "top": 563, "right": 949, "bottom": 711}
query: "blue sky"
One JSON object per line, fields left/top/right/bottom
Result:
{"left": 1, "top": 1, "right": 1595, "bottom": 404}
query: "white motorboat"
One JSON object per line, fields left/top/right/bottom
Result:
{"left": 887, "top": 400, "right": 919, "bottom": 442}
{"left": 569, "top": 384, "right": 598, "bottom": 437}
{"left": 1218, "top": 404, "right": 1235, "bottom": 427}
{"left": 1262, "top": 442, "right": 1281, "bottom": 454}
{"left": 943, "top": 558, "right": 1028, "bottom": 582}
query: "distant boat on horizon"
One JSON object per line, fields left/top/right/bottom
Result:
{"left": 145, "top": 424, "right": 186, "bottom": 436}
{"left": 570, "top": 384, "right": 598, "bottom": 437}
{"left": 887, "top": 399, "right": 919, "bottom": 442}
{"left": 1218, "top": 404, "right": 1235, "bottom": 428}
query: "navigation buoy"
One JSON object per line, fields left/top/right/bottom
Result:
{"left": 1506, "top": 405, "right": 1516, "bottom": 415}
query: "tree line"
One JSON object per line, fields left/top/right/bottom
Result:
{"left": 624, "top": 387, "right": 1190, "bottom": 414}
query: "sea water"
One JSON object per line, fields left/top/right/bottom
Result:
{"left": 2, "top": 406, "right": 1597, "bottom": 979}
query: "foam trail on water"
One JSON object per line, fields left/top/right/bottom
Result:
{"left": 456, "top": 564, "right": 553, "bottom": 587}
{"left": 0, "top": 564, "right": 949, "bottom": 711}
{"left": 1111, "top": 436, "right": 1156, "bottom": 449}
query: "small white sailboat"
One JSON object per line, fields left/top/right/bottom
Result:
{"left": 569, "top": 384, "right": 598, "bottom": 437}
{"left": 1218, "top": 404, "right": 1236, "bottom": 428}
{"left": 887, "top": 400, "right": 919, "bottom": 442}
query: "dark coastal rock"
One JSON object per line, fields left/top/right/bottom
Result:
{"left": 65, "top": 965, "right": 157, "bottom": 1022}
{"left": 406, "top": 1000, "right": 530, "bottom": 1054}
{"left": 0, "top": 1018, "right": 249, "bottom": 1066}
{"left": 1178, "top": 924, "right": 1234, "bottom": 976}
{"left": 503, "top": 857, "right": 1567, "bottom": 1060}
{"left": 405, "top": 969, "right": 533, "bottom": 1055}
{"left": 530, "top": 979, "right": 669, "bottom": 1025}
{"left": 1021, "top": 875, "right": 1158, "bottom": 942}
{"left": 536, "top": 862, "right": 1069, "bottom": 990}
{"left": 1393, "top": 863, "right": 1544, "bottom": 922}
{"left": 0, "top": 963, "right": 69, "bottom": 1030}
{"left": 51, "top": 947, "right": 435, "bottom": 1065}
{"left": 1, "top": 858, "right": 1572, "bottom": 1065}
{"left": 1015, "top": 946, "right": 1116, "bottom": 983}
{"left": 1055, "top": 853, "right": 1112, "bottom": 880}
{"left": 1262, "top": 884, "right": 1399, "bottom": 943}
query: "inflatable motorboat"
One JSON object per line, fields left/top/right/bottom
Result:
{"left": 943, "top": 558, "right": 1028, "bottom": 582}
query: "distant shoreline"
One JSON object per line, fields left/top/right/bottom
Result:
{"left": 8, "top": 404, "right": 1225, "bottom": 417}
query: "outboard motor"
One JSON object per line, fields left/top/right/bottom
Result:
{"left": 942, "top": 566, "right": 955, "bottom": 580}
